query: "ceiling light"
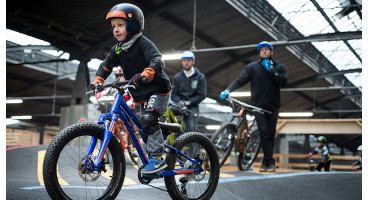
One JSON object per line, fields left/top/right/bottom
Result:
{"left": 205, "top": 125, "right": 221, "bottom": 130}
{"left": 229, "top": 92, "right": 251, "bottom": 97}
{"left": 279, "top": 112, "right": 314, "bottom": 117}
{"left": 6, "top": 99, "right": 23, "bottom": 104}
{"left": 162, "top": 53, "right": 181, "bottom": 60}
{"left": 11, "top": 115, "right": 32, "bottom": 120}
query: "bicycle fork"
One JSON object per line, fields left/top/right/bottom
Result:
{"left": 84, "top": 116, "right": 117, "bottom": 170}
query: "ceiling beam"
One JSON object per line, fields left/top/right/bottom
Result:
{"left": 190, "top": 31, "right": 362, "bottom": 53}
{"left": 205, "top": 50, "right": 257, "bottom": 77}
{"left": 310, "top": 0, "right": 361, "bottom": 62}
{"left": 7, "top": 73, "right": 71, "bottom": 96}
{"left": 294, "top": 91, "right": 338, "bottom": 118}
{"left": 6, "top": 45, "right": 59, "bottom": 52}
{"left": 287, "top": 68, "right": 362, "bottom": 87}
{"left": 159, "top": 11, "right": 250, "bottom": 78}
{"left": 8, "top": 59, "right": 69, "bottom": 66}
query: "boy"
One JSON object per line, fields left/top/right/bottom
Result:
{"left": 307, "top": 136, "right": 332, "bottom": 171}
{"left": 88, "top": 3, "right": 171, "bottom": 174}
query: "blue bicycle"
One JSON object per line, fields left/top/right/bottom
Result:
{"left": 43, "top": 80, "right": 219, "bottom": 200}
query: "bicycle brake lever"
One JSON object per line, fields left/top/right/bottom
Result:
{"left": 121, "top": 85, "right": 136, "bottom": 90}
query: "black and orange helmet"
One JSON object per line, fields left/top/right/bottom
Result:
{"left": 106, "top": 3, "right": 144, "bottom": 37}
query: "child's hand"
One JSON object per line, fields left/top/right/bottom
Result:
{"left": 131, "top": 73, "right": 144, "bottom": 87}
{"left": 88, "top": 82, "right": 103, "bottom": 91}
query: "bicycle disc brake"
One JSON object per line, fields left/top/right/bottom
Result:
{"left": 78, "top": 156, "right": 101, "bottom": 182}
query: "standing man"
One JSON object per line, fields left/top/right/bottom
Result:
{"left": 219, "top": 41, "right": 287, "bottom": 172}
{"left": 172, "top": 51, "right": 207, "bottom": 132}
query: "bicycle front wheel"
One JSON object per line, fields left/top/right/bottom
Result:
{"left": 164, "top": 132, "right": 220, "bottom": 200}
{"left": 211, "top": 122, "right": 237, "bottom": 167}
{"left": 43, "top": 123, "right": 126, "bottom": 200}
{"left": 237, "top": 129, "right": 261, "bottom": 171}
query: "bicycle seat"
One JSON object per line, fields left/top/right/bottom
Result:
{"left": 159, "top": 122, "right": 181, "bottom": 133}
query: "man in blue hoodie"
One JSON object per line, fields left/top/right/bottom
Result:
{"left": 171, "top": 51, "right": 207, "bottom": 132}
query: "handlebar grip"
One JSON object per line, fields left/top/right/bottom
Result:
{"left": 141, "top": 76, "right": 149, "bottom": 84}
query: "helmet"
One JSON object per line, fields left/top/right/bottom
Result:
{"left": 257, "top": 41, "right": 273, "bottom": 52}
{"left": 357, "top": 145, "right": 362, "bottom": 151}
{"left": 106, "top": 3, "right": 144, "bottom": 37}
{"left": 317, "top": 136, "right": 327, "bottom": 144}
{"left": 181, "top": 51, "right": 195, "bottom": 60}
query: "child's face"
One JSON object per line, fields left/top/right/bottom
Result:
{"left": 111, "top": 18, "right": 128, "bottom": 42}
{"left": 317, "top": 142, "right": 323, "bottom": 147}
{"left": 358, "top": 150, "right": 362, "bottom": 156}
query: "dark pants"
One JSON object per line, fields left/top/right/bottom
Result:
{"left": 254, "top": 110, "right": 279, "bottom": 166}
{"left": 183, "top": 106, "right": 199, "bottom": 132}
{"left": 140, "top": 94, "right": 169, "bottom": 156}
{"left": 316, "top": 161, "right": 331, "bottom": 171}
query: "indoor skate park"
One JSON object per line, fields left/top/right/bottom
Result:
{"left": 6, "top": 0, "right": 363, "bottom": 200}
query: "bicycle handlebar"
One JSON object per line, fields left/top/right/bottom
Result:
{"left": 227, "top": 97, "right": 272, "bottom": 114}
{"left": 86, "top": 80, "right": 133, "bottom": 95}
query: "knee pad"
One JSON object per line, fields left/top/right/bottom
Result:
{"left": 141, "top": 112, "right": 160, "bottom": 135}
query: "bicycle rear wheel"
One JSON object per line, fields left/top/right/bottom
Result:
{"left": 237, "top": 129, "right": 261, "bottom": 171}
{"left": 211, "top": 122, "right": 236, "bottom": 167}
{"left": 164, "top": 132, "right": 220, "bottom": 200}
{"left": 43, "top": 123, "right": 126, "bottom": 200}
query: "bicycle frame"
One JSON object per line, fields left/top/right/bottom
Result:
{"left": 85, "top": 90, "right": 201, "bottom": 177}
{"left": 163, "top": 107, "right": 184, "bottom": 144}
{"left": 236, "top": 107, "right": 256, "bottom": 153}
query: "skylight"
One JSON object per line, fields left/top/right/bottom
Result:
{"left": 266, "top": 0, "right": 362, "bottom": 87}
{"left": 6, "top": 29, "right": 102, "bottom": 69}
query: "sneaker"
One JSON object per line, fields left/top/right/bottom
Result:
{"left": 267, "top": 164, "right": 276, "bottom": 172}
{"left": 259, "top": 164, "right": 267, "bottom": 172}
{"left": 141, "top": 156, "right": 167, "bottom": 174}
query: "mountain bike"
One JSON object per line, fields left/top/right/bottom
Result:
{"left": 211, "top": 97, "right": 271, "bottom": 171}
{"left": 43, "top": 80, "right": 219, "bottom": 200}
{"left": 307, "top": 157, "right": 318, "bottom": 171}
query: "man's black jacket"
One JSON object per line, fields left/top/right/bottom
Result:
{"left": 227, "top": 58, "right": 287, "bottom": 110}
{"left": 172, "top": 67, "right": 207, "bottom": 107}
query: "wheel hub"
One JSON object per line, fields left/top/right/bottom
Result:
{"left": 78, "top": 156, "right": 101, "bottom": 182}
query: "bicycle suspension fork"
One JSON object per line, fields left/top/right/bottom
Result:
{"left": 85, "top": 114, "right": 118, "bottom": 169}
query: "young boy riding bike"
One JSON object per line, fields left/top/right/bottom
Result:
{"left": 306, "top": 136, "right": 332, "bottom": 171}
{"left": 88, "top": 3, "right": 171, "bottom": 174}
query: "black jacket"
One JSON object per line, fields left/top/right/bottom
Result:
{"left": 172, "top": 67, "right": 207, "bottom": 107}
{"left": 95, "top": 36, "right": 171, "bottom": 102}
{"left": 227, "top": 58, "right": 287, "bottom": 110}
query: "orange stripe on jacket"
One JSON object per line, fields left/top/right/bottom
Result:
{"left": 103, "top": 66, "right": 111, "bottom": 72}
{"left": 141, "top": 68, "right": 155, "bottom": 82}
{"left": 94, "top": 76, "right": 105, "bottom": 84}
